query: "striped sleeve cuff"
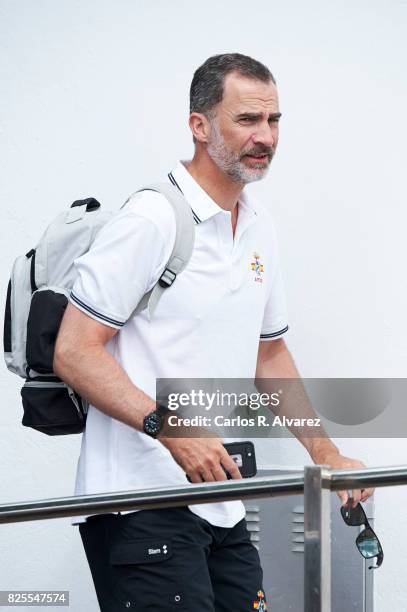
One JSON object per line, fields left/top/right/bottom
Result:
{"left": 70, "top": 291, "right": 126, "bottom": 329}
{"left": 260, "top": 325, "right": 289, "bottom": 341}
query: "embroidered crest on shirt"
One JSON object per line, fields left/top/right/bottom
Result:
{"left": 251, "top": 252, "right": 264, "bottom": 283}
{"left": 253, "top": 589, "right": 267, "bottom": 610}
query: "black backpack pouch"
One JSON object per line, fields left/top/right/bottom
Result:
{"left": 23, "top": 289, "right": 87, "bottom": 435}
{"left": 26, "top": 288, "right": 68, "bottom": 374}
{"left": 21, "top": 375, "right": 87, "bottom": 435}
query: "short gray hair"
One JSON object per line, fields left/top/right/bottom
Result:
{"left": 190, "top": 53, "right": 276, "bottom": 118}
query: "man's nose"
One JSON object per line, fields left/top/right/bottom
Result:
{"left": 253, "top": 121, "right": 278, "bottom": 148}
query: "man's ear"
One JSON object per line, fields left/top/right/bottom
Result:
{"left": 189, "top": 112, "right": 211, "bottom": 144}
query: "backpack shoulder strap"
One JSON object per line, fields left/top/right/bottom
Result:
{"left": 127, "top": 182, "right": 195, "bottom": 318}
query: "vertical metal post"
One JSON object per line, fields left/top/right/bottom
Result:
{"left": 304, "top": 465, "right": 332, "bottom": 612}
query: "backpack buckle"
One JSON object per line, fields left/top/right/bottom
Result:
{"left": 71, "top": 198, "right": 101, "bottom": 212}
{"left": 159, "top": 268, "right": 177, "bottom": 288}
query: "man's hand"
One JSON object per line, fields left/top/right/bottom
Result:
{"left": 158, "top": 431, "right": 242, "bottom": 483}
{"left": 312, "top": 448, "right": 374, "bottom": 507}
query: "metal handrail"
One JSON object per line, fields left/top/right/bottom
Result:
{"left": 303, "top": 464, "right": 407, "bottom": 612}
{"left": 2, "top": 464, "right": 406, "bottom": 612}
{"left": 0, "top": 464, "right": 406, "bottom": 524}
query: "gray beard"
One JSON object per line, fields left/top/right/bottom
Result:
{"left": 207, "top": 119, "right": 272, "bottom": 184}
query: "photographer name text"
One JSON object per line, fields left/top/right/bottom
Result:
{"left": 167, "top": 415, "right": 321, "bottom": 428}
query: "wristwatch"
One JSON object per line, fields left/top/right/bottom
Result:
{"left": 143, "top": 404, "right": 170, "bottom": 438}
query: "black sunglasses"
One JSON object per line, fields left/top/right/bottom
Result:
{"left": 340, "top": 498, "right": 383, "bottom": 569}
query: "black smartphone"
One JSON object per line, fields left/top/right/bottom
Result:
{"left": 223, "top": 441, "right": 257, "bottom": 479}
{"left": 185, "top": 441, "right": 257, "bottom": 482}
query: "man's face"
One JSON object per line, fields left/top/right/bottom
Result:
{"left": 206, "top": 72, "right": 281, "bottom": 184}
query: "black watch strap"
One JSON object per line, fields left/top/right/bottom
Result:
{"left": 156, "top": 403, "right": 170, "bottom": 417}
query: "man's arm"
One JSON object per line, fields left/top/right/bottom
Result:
{"left": 54, "top": 303, "right": 241, "bottom": 483}
{"left": 255, "top": 338, "right": 374, "bottom": 506}
{"left": 54, "top": 304, "right": 154, "bottom": 429}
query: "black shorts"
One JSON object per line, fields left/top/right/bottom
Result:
{"left": 79, "top": 506, "right": 267, "bottom": 611}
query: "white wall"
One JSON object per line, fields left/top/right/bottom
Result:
{"left": 1, "top": 1, "right": 406, "bottom": 610}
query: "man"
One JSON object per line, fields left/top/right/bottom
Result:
{"left": 54, "top": 53, "right": 373, "bottom": 611}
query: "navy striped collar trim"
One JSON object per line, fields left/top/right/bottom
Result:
{"left": 168, "top": 172, "right": 201, "bottom": 224}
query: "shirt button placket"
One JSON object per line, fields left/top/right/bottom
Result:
{"left": 216, "top": 213, "right": 234, "bottom": 289}
{"left": 230, "top": 237, "right": 241, "bottom": 292}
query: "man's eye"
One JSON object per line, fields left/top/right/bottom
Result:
{"left": 240, "top": 117, "right": 253, "bottom": 123}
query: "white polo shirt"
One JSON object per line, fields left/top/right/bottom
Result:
{"left": 69, "top": 160, "right": 289, "bottom": 527}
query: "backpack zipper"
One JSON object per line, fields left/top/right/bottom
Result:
{"left": 23, "top": 381, "right": 66, "bottom": 388}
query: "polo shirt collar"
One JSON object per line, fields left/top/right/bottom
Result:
{"left": 168, "top": 160, "right": 258, "bottom": 224}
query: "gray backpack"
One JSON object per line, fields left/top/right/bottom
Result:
{"left": 3, "top": 183, "right": 195, "bottom": 435}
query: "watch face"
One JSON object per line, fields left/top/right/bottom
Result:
{"left": 144, "top": 412, "right": 162, "bottom": 436}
